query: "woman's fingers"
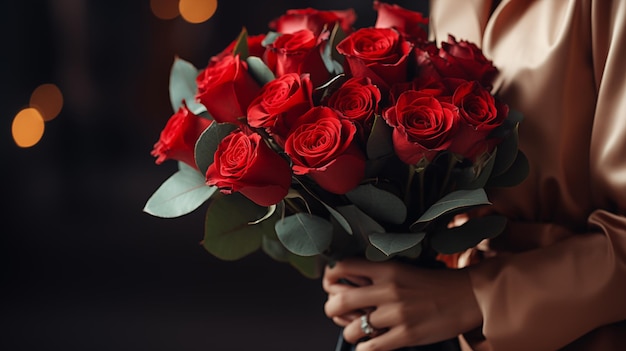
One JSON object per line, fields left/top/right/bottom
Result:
{"left": 324, "top": 284, "right": 391, "bottom": 318}
{"left": 355, "top": 327, "right": 410, "bottom": 351}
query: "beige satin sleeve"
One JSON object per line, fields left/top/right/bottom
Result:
{"left": 430, "top": 1, "right": 626, "bottom": 350}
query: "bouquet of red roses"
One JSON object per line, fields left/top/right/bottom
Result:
{"left": 144, "top": 2, "right": 528, "bottom": 278}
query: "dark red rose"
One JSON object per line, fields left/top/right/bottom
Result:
{"left": 270, "top": 8, "right": 357, "bottom": 36}
{"left": 264, "top": 29, "right": 330, "bottom": 87}
{"left": 326, "top": 76, "right": 381, "bottom": 125}
{"left": 383, "top": 90, "right": 459, "bottom": 164}
{"left": 196, "top": 54, "right": 261, "bottom": 124}
{"left": 205, "top": 130, "right": 292, "bottom": 207}
{"left": 285, "top": 106, "right": 365, "bottom": 194}
{"left": 211, "top": 34, "right": 267, "bottom": 64}
{"left": 151, "top": 103, "right": 213, "bottom": 170}
{"left": 374, "top": 1, "right": 428, "bottom": 43}
{"left": 247, "top": 73, "right": 313, "bottom": 142}
{"left": 431, "top": 35, "right": 498, "bottom": 90}
{"left": 336, "top": 27, "right": 414, "bottom": 91}
{"left": 449, "top": 81, "right": 508, "bottom": 160}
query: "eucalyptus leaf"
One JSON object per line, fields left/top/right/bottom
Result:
{"left": 430, "top": 215, "right": 508, "bottom": 254}
{"left": 262, "top": 235, "right": 290, "bottom": 263}
{"left": 194, "top": 122, "right": 238, "bottom": 174}
{"left": 491, "top": 122, "right": 520, "bottom": 177}
{"left": 232, "top": 27, "right": 249, "bottom": 60}
{"left": 336, "top": 204, "right": 386, "bottom": 240}
{"left": 143, "top": 162, "right": 217, "bottom": 218}
{"left": 365, "top": 244, "right": 391, "bottom": 262}
{"left": 275, "top": 213, "right": 333, "bottom": 256}
{"left": 169, "top": 57, "right": 206, "bottom": 115}
{"left": 369, "top": 232, "right": 425, "bottom": 256}
{"left": 288, "top": 254, "right": 322, "bottom": 279}
{"left": 261, "top": 31, "right": 280, "bottom": 47}
{"left": 203, "top": 193, "right": 273, "bottom": 260}
{"left": 487, "top": 150, "right": 529, "bottom": 188}
{"left": 346, "top": 184, "right": 407, "bottom": 225}
{"left": 366, "top": 115, "right": 394, "bottom": 160}
{"left": 246, "top": 56, "right": 276, "bottom": 86}
{"left": 455, "top": 150, "right": 497, "bottom": 190}
{"left": 410, "top": 188, "right": 491, "bottom": 231}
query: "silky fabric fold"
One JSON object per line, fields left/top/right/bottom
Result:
{"left": 429, "top": 0, "right": 626, "bottom": 350}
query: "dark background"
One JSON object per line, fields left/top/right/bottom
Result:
{"left": 1, "top": 1, "right": 427, "bottom": 350}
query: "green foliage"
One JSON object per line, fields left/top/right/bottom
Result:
{"left": 275, "top": 213, "right": 334, "bottom": 256}
{"left": 430, "top": 215, "right": 507, "bottom": 254}
{"left": 194, "top": 122, "right": 238, "bottom": 174}
{"left": 346, "top": 184, "right": 407, "bottom": 225}
{"left": 169, "top": 57, "right": 206, "bottom": 115}
{"left": 143, "top": 162, "right": 216, "bottom": 218}
{"left": 203, "top": 193, "right": 276, "bottom": 260}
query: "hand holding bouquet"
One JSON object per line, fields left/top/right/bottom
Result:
{"left": 145, "top": 2, "right": 528, "bottom": 278}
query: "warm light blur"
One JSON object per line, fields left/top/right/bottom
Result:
{"left": 12, "top": 108, "right": 45, "bottom": 148}
{"left": 151, "top": 0, "right": 180, "bottom": 20}
{"left": 29, "top": 83, "right": 63, "bottom": 121}
{"left": 179, "top": 0, "right": 217, "bottom": 24}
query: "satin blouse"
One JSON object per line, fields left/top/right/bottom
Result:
{"left": 429, "top": 0, "right": 626, "bottom": 350}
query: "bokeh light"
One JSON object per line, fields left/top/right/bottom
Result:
{"left": 29, "top": 83, "right": 63, "bottom": 121}
{"left": 179, "top": 0, "right": 217, "bottom": 24}
{"left": 12, "top": 108, "right": 45, "bottom": 148}
{"left": 151, "top": 0, "right": 180, "bottom": 20}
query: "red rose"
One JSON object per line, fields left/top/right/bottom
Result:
{"left": 285, "top": 106, "right": 365, "bottom": 194}
{"left": 449, "top": 81, "right": 508, "bottom": 160}
{"left": 211, "top": 34, "right": 267, "bottom": 63}
{"left": 247, "top": 73, "right": 313, "bottom": 142}
{"left": 196, "top": 54, "right": 261, "bottom": 124}
{"left": 383, "top": 90, "right": 459, "bottom": 164}
{"left": 336, "top": 27, "right": 414, "bottom": 91}
{"left": 431, "top": 35, "right": 498, "bottom": 90}
{"left": 374, "top": 1, "right": 428, "bottom": 43}
{"left": 205, "top": 131, "right": 292, "bottom": 207}
{"left": 326, "top": 76, "right": 381, "bottom": 127}
{"left": 151, "top": 103, "right": 213, "bottom": 170}
{"left": 270, "top": 8, "right": 357, "bottom": 36}
{"left": 265, "top": 29, "right": 330, "bottom": 87}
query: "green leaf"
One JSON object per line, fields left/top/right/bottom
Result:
{"left": 232, "top": 27, "right": 249, "bottom": 60}
{"left": 288, "top": 254, "right": 322, "bottom": 279}
{"left": 261, "top": 31, "right": 280, "bottom": 47}
{"left": 365, "top": 244, "right": 391, "bottom": 262}
{"left": 346, "top": 184, "right": 407, "bottom": 225}
{"left": 169, "top": 57, "right": 206, "bottom": 115}
{"left": 490, "top": 111, "right": 523, "bottom": 176}
{"left": 261, "top": 235, "right": 290, "bottom": 263}
{"left": 455, "top": 149, "right": 497, "bottom": 190}
{"left": 275, "top": 213, "right": 333, "bottom": 256}
{"left": 366, "top": 115, "right": 394, "bottom": 160}
{"left": 410, "top": 188, "right": 491, "bottom": 231}
{"left": 430, "top": 215, "right": 508, "bottom": 254}
{"left": 369, "top": 232, "right": 426, "bottom": 256}
{"left": 327, "top": 23, "right": 347, "bottom": 72}
{"left": 336, "top": 204, "right": 386, "bottom": 240}
{"left": 246, "top": 56, "right": 276, "bottom": 86}
{"left": 487, "top": 150, "right": 529, "bottom": 187}
{"left": 143, "top": 162, "right": 217, "bottom": 218}
{"left": 203, "top": 193, "right": 273, "bottom": 260}
{"left": 194, "top": 122, "right": 238, "bottom": 174}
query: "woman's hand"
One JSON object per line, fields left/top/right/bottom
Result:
{"left": 323, "top": 258, "right": 483, "bottom": 351}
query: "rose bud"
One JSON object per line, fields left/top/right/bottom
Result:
{"left": 449, "top": 80, "right": 508, "bottom": 160}
{"left": 336, "top": 27, "right": 414, "bottom": 92}
{"left": 247, "top": 73, "right": 313, "bottom": 144}
{"left": 285, "top": 106, "right": 366, "bottom": 194}
{"left": 374, "top": 1, "right": 428, "bottom": 43}
{"left": 205, "top": 130, "right": 292, "bottom": 207}
{"left": 269, "top": 8, "right": 357, "bottom": 36}
{"left": 383, "top": 90, "right": 459, "bottom": 165}
{"left": 196, "top": 54, "right": 261, "bottom": 125}
{"left": 151, "top": 103, "right": 213, "bottom": 170}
